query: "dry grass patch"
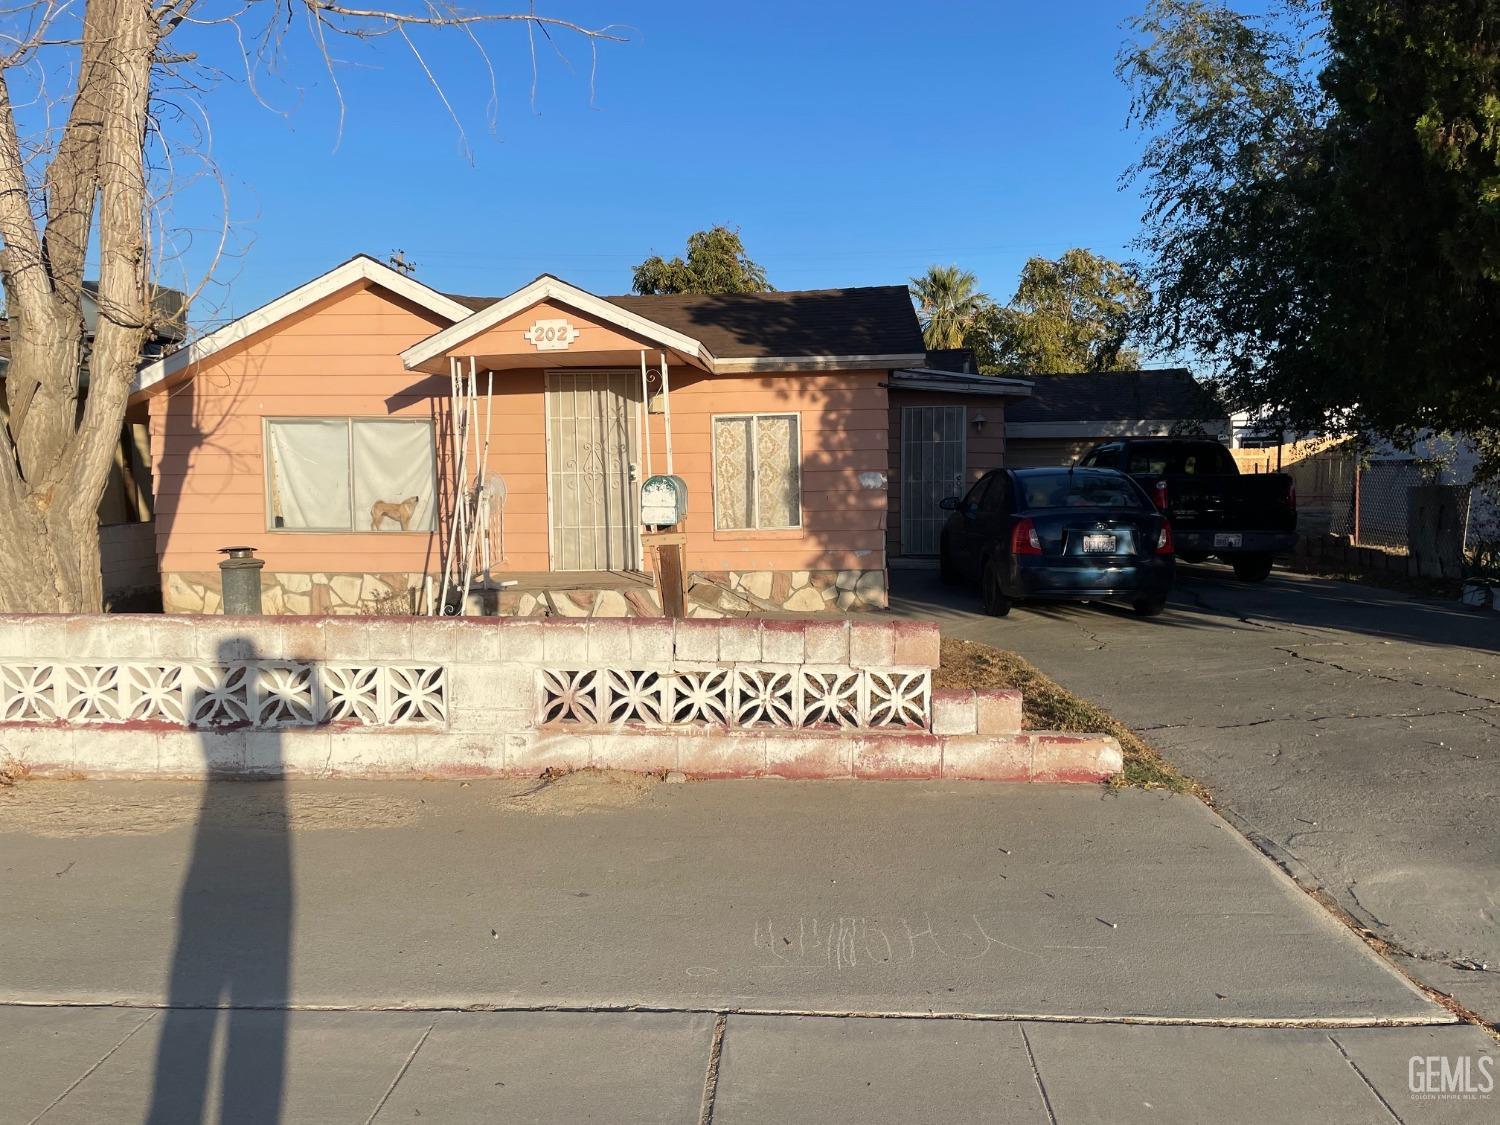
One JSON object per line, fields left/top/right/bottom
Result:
{"left": 0, "top": 782, "right": 424, "bottom": 837}
{"left": 490, "top": 768, "right": 660, "bottom": 817}
{"left": 935, "top": 637, "right": 1206, "bottom": 795}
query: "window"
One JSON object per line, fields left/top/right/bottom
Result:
{"left": 978, "top": 473, "right": 1010, "bottom": 514}
{"left": 265, "top": 418, "right": 436, "bottom": 532}
{"left": 1126, "top": 441, "right": 1234, "bottom": 476}
{"left": 712, "top": 413, "right": 801, "bottom": 530}
{"left": 959, "top": 474, "right": 993, "bottom": 511}
{"left": 1017, "top": 469, "right": 1148, "bottom": 511}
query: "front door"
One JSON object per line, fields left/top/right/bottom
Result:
{"left": 901, "top": 405, "right": 967, "bottom": 556}
{"left": 546, "top": 370, "right": 641, "bottom": 570}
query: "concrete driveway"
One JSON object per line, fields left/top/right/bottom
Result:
{"left": 894, "top": 562, "right": 1500, "bottom": 1026}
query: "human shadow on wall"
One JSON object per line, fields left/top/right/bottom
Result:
{"left": 147, "top": 637, "right": 292, "bottom": 1124}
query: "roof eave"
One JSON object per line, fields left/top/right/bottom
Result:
{"left": 401, "top": 276, "right": 713, "bottom": 372}
{"left": 129, "top": 255, "right": 473, "bottom": 401}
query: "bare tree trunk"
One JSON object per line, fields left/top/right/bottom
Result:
{"left": 0, "top": 3, "right": 620, "bottom": 612}
{"left": 0, "top": 0, "right": 152, "bottom": 613}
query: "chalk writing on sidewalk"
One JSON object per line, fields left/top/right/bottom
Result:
{"left": 752, "top": 912, "right": 1035, "bottom": 971}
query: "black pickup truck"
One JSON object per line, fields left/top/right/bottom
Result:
{"left": 1076, "top": 437, "right": 1297, "bottom": 581}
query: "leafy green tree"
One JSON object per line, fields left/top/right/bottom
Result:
{"left": 1119, "top": 0, "right": 1500, "bottom": 457}
{"left": 631, "top": 226, "right": 772, "bottom": 295}
{"left": 988, "top": 249, "right": 1148, "bottom": 374}
{"left": 909, "top": 265, "right": 994, "bottom": 350}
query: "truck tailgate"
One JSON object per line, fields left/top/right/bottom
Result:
{"left": 1159, "top": 473, "right": 1296, "bottom": 532}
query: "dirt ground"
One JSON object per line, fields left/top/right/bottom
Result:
{"left": 0, "top": 769, "right": 661, "bottom": 837}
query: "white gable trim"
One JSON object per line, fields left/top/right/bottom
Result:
{"left": 130, "top": 256, "right": 474, "bottom": 398}
{"left": 400, "top": 275, "right": 712, "bottom": 370}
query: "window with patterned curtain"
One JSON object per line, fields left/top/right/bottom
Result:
{"left": 712, "top": 414, "right": 802, "bottom": 530}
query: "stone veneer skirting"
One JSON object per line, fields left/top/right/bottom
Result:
{"left": 162, "top": 569, "right": 889, "bottom": 617}
{"left": 0, "top": 615, "right": 1121, "bottom": 783}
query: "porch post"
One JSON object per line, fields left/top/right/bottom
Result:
{"left": 660, "top": 350, "right": 675, "bottom": 476}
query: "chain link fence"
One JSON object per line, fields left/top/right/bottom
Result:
{"left": 1328, "top": 459, "right": 1442, "bottom": 549}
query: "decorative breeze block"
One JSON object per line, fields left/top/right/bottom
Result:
{"left": 538, "top": 666, "right": 931, "bottom": 732}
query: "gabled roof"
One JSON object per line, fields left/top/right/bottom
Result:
{"left": 130, "top": 255, "right": 474, "bottom": 399}
{"left": 1006, "top": 368, "right": 1226, "bottom": 425}
{"left": 403, "top": 274, "right": 713, "bottom": 371}
{"left": 439, "top": 283, "right": 925, "bottom": 367}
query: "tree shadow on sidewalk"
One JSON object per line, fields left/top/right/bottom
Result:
{"left": 147, "top": 637, "right": 293, "bottom": 1124}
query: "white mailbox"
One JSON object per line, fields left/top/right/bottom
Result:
{"left": 641, "top": 474, "right": 688, "bottom": 527}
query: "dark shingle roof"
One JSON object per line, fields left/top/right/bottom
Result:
{"left": 923, "top": 348, "right": 981, "bottom": 373}
{"left": 1006, "top": 368, "right": 1226, "bottom": 424}
{"left": 445, "top": 284, "right": 924, "bottom": 359}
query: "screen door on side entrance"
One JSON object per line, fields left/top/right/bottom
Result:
{"left": 546, "top": 370, "right": 641, "bottom": 571}
{"left": 901, "top": 405, "right": 967, "bottom": 556}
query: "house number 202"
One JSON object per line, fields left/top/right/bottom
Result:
{"left": 524, "top": 319, "right": 581, "bottom": 351}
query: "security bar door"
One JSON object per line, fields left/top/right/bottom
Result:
{"left": 901, "top": 405, "right": 967, "bottom": 556}
{"left": 546, "top": 371, "right": 642, "bottom": 571}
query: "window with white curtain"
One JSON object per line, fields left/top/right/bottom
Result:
{"left": 712, "top": 413, "right": 802, "bottom": 531}
{"left": 265, "top": 418, "right": 436, "bottom": 532}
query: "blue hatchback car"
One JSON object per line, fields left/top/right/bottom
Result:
{"left": 938, "top": 467, "right": 1175, "bottom": 617}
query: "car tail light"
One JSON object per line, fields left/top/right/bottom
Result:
{"left": 1012, "top": 517, "right": 1042, "bottom": 556}
{"left": 1156, "top": 521, "right": 1174, "bottom": 555}
{"left": 1152, "top": 479, "right": 1169, "bottom": 511}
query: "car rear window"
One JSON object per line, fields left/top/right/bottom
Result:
{"left": 1125, "top": 442, "right": 1234, "bottom": 475}
{"left": 1017, "top": 471, "right": 1145, "bottom": 510}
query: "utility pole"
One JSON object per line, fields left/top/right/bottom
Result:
{"left": 388, "top": 250, "right": 417, "bottom": 277}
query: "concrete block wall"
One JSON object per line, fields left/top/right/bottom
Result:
{"left": 0, "top": 614, "right": 1120, "bottom": 783}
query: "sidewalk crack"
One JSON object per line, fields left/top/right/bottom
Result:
{"left": 1018, "top": 1024, "right": 1059, "bottom": 1125}
{"left": 363, "top": 1018, "right": 435, "bottom": 1124}
{"left": 29, "top": 1011, "right": 156, "bottom": 1124}
{"left": 1327, "top": 1033, "right": 1406, "bottom": 1124}
{"left": 697, "top": 1012, "right": 728, "bottom": 1125}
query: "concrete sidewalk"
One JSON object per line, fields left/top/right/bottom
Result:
{"left": 0, "top": 776, "right": 1491, "bottom": 1122}
{"left": 3, "top": 1005, "right": 1494, "bottom": 1124}
{"left": 891, "top": 563, "right": 1500, "bottom": 1024}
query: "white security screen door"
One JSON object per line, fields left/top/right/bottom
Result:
{"left": 546, "top": 370, "right": 641, "bottom": 571}
{"left": 901, "top": 405, "right": 967, "bottom": 556}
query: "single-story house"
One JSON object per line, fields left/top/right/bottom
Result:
{"left": 130, "top": 256, "right": 1035, "bottom": 616}
{"left": 1003, "top": 368, "right": 1229, "bottom": 468}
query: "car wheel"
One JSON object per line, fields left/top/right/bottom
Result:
{"left": 981, "top": 561, "right": 1011, "bottom": 617}
{"left": 1231, "top": 552, "right": 1274, "bottom": 582}
{"left": 1133, "top": 595, "right": 1167, "bottom": 617}
{"left": 939, "top": 545, "right": 961, "bottom": 587}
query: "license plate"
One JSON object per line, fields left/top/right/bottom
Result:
{"left": 1214, "top": 533, "right": 1243, "bottom": 548}
{"left": 1082, "top": 533, "right": 1116, "bottom": 554}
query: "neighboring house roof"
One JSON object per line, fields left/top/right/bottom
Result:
{"left": 1006, "top": 368, "right": 1225, "bottom": 426}
{"left": 130, "top": 255, "right": 474, "bottom": 400}
{"left": 889, "top": 367, "right": 1032, "bottom": 398}
{"left": 442, "top": 283, "right": 925, "bottom": 364}
{"left": 0, "top": 282, "right": 190, "bottom": 370}
{"left": 922, "top": 348, "right": 981, "bottom": 374}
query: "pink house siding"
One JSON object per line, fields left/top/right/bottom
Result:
{"left": 146, "top": 278, "right": 891, "bottom": 613}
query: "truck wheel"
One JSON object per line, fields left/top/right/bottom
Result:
{"left": 1231, "top": 552, "right": 1274, "bottom": 582}
{"left": 981, "top": 562, "right": 1011, "bottom": 617}
{"left": 1133, "top": 596, "right": 1167, "bottom": 617}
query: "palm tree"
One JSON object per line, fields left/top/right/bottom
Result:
{"left": 909, "top": 265, "right": 992, "bottom": 350}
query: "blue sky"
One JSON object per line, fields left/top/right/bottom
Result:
{"left": 177, "top": 2, "right": 1153, "bottom": 327}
